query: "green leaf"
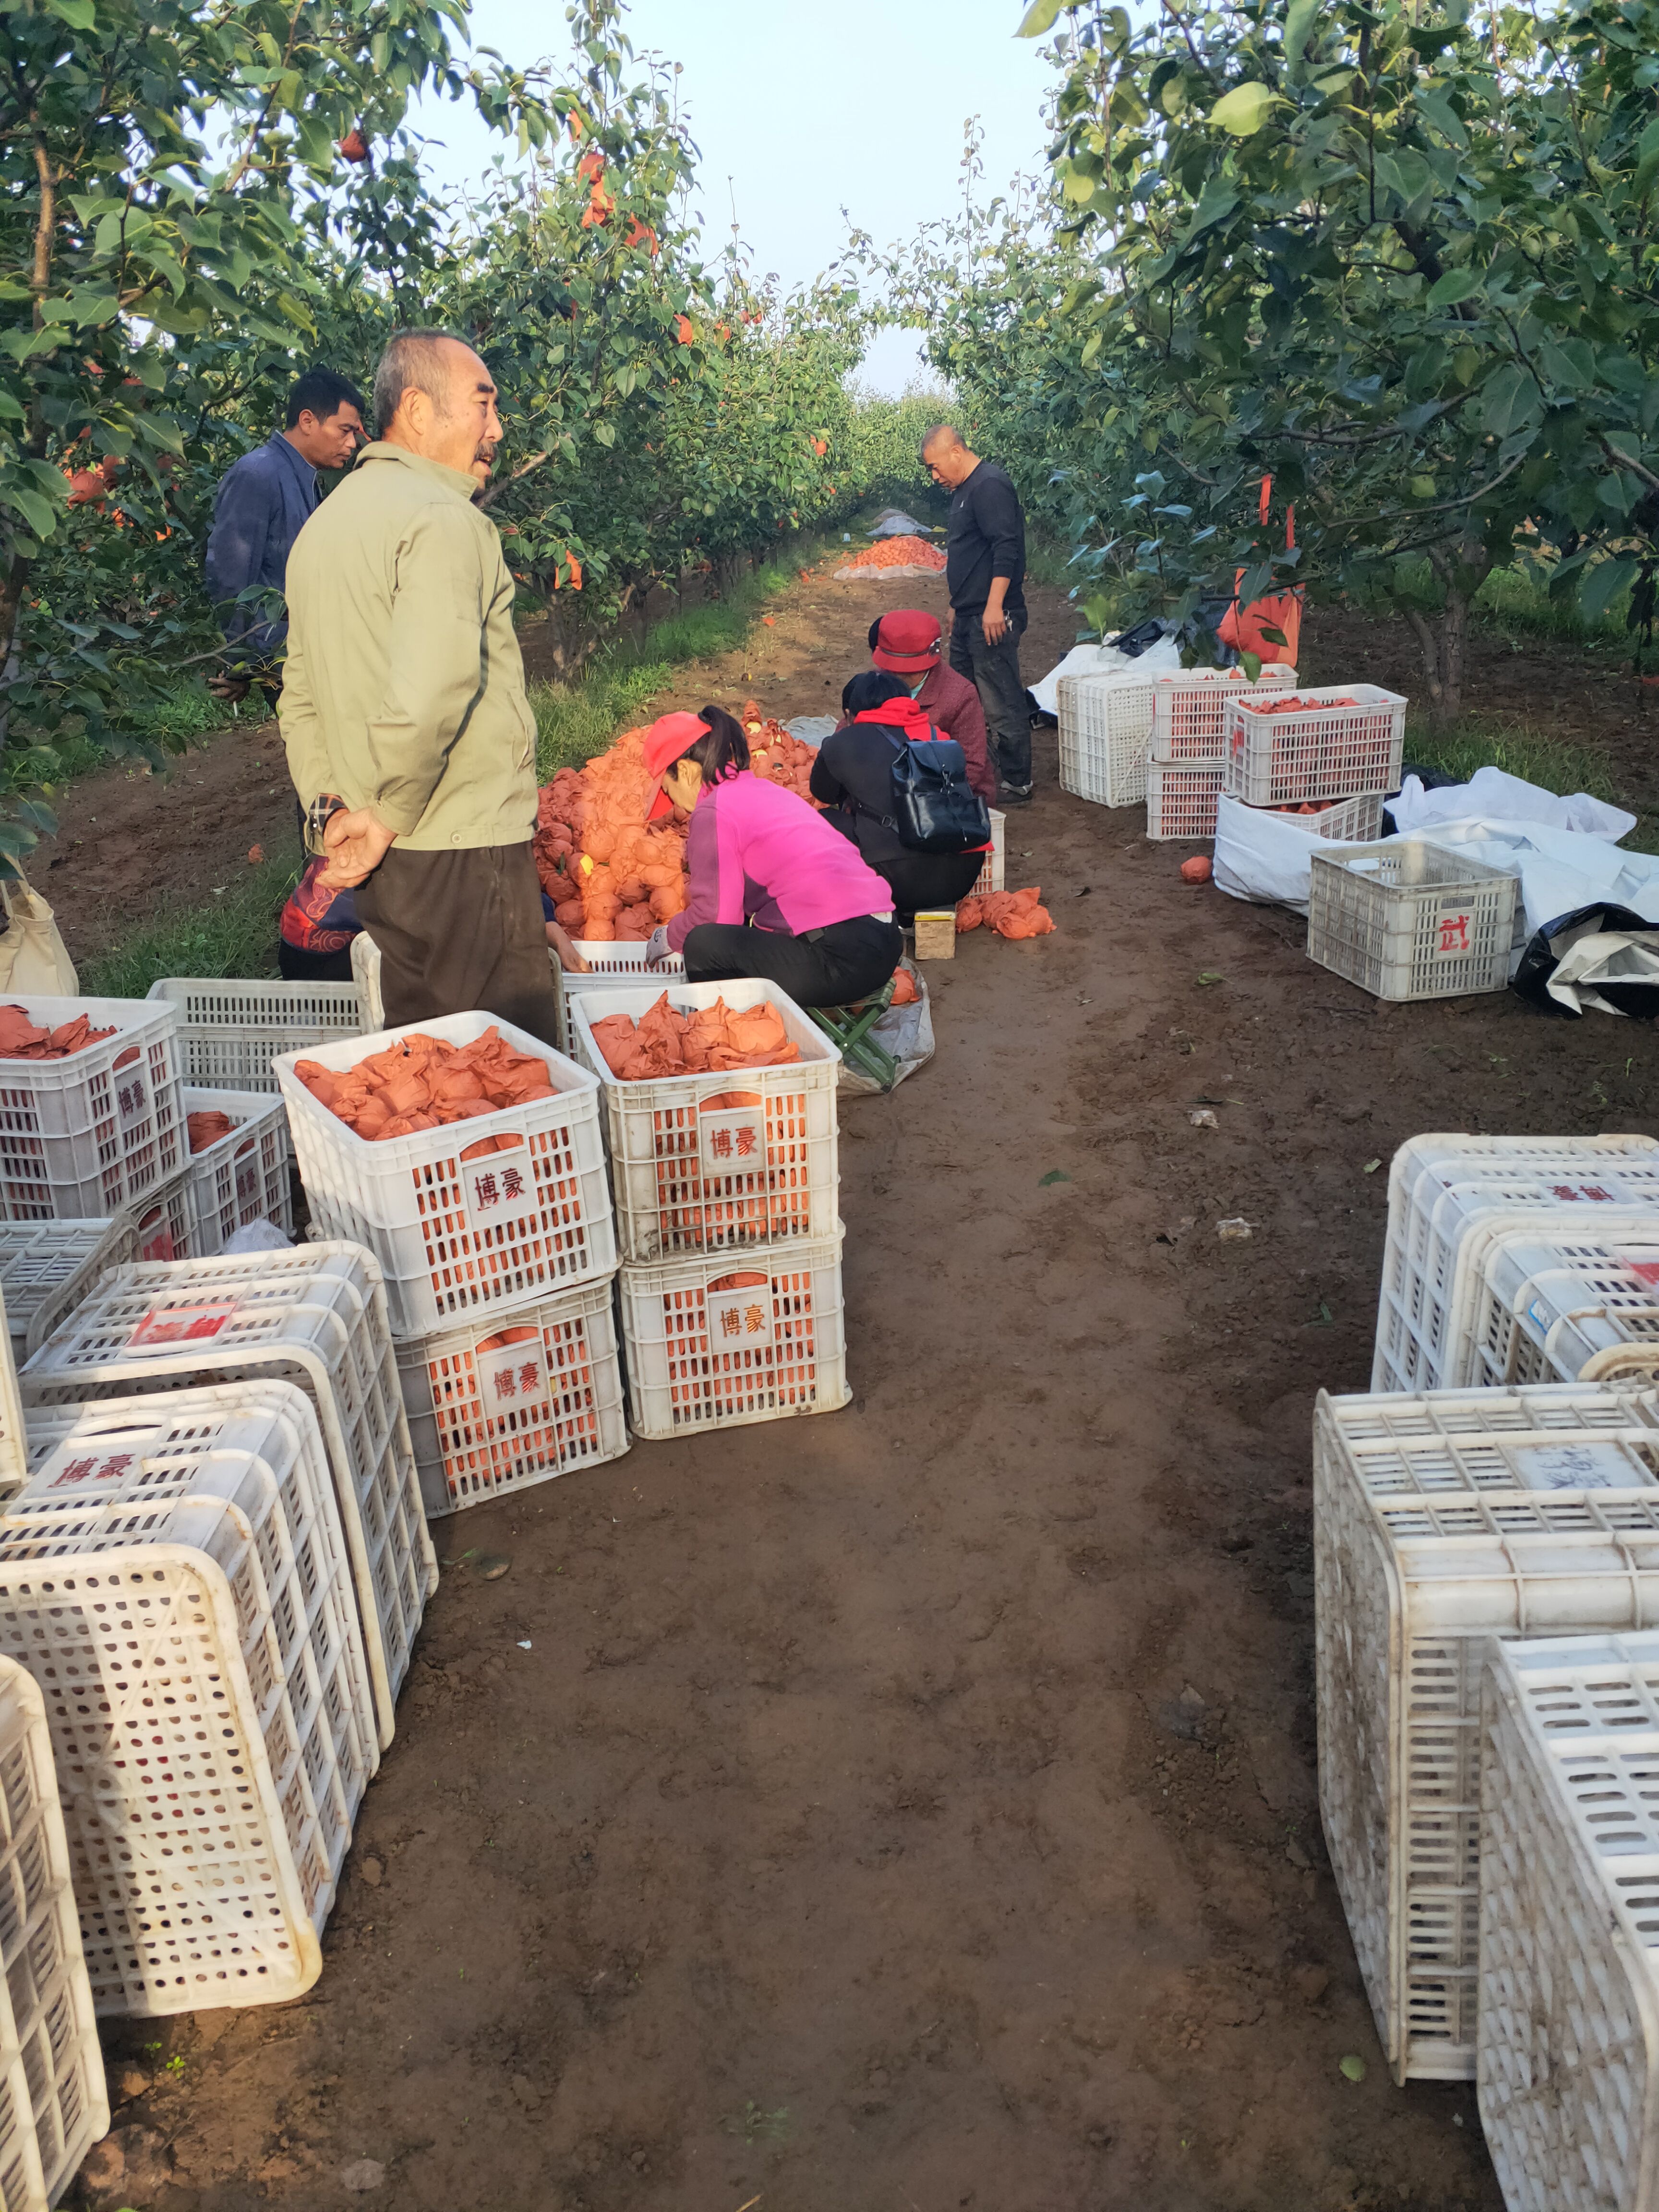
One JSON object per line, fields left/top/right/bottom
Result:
{"left": 1339, "top": 2055, "right": 1366, "bottom": 2083}
{"left": 1038, "top": 1169, "right": 1071, "bottom": 1186}
{"left": 1414, "top": 86, "right": 1468, "bottom": 149}
{"left": 1016, "top": 0, "right": 1067, "bottom": 33}
{"left": 1283, "top": 0, "right": 1320, "bottom": 73}
{"left": 43, "top": 0, "right": 97, "bottom": 26}
{"left": 1479, "top": 364, "right": 1539, "bottom": 438}
{"left": 1427, "top": 267, "right": 1481, "bottom": 308}
{"left": 1579, "top": 554, "right": 1637, "bottom": 622}
{"left": 2, "top": 489, "right": 57, "bottom": 540}
{"left": 1208, "top": 82, "right": 1279, "bottom": 137}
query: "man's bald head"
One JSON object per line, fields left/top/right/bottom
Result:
{"left": 921, "top": 422, "right": 979, "bottom": 489}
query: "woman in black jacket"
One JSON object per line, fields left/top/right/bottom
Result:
{"left": 809, "top": 672, "right": 989, "bottom": 923}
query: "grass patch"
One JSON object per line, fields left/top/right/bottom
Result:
{"left": 2, "top": 681, "right": 245, "bottom": 799}
{"left": 1405, "top": 712, "right": 1659, "bottom": 854}
{"left": 79, "top": 842, "right": 301, "bottom": 998}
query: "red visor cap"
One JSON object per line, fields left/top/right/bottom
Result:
{"left": 871, "top": 609, "right": 942, "bottom": 673}
{"left": 642, "top": 710, "right": 710, "bottom": 821}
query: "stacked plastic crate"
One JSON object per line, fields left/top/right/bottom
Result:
{"left": 275, "top": 1012, "right": 626, "bottom": 1515}
{"left": 566, "top": 978, "right": 850, "bottom": 1441}
{"left": 1144, "top": 667, "right": 1300, "bottom": 841}
{"left": 1055, "top": 663, "right": 1299, "bottom": 817}
{"left": 1219, "top": 685, "right": 1410, "bottom": 913}
{"left": 0, "top": 1380, "right": 378, "bottom": 2014}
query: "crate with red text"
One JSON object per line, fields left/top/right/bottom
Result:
{"left": 182, "top": 1085, "right": 293, "bottom": 1255}
{"left": 398, "top": 1274, "right": 627, "bottom": 1514}
{"left": 569, "top": 980, "right": 840, "bottom": 1264}
{"left": 20, "top": 1244, "right": 437, "bottom": 1749}
{"left": 0, "top": 994, "right": 185, "bottom": 1221}
{"left": 1224, "top": 683, "right": 1406, "bottom": 805}
{"left": 1307, "top": 840, "right": 1518, "bottom": 1002}
{"left": 1149, "top": 666, "right": 1301, "bottom": 763}
{"left": 1467, "top": 1230, "right": 1659, "bottom": 1391}
{"left": 2, "top": 1381, "right": 377, "bottom": 2014}
{"left": 275, "top": 1012, "right": 613, "bottom": 1338}
{"left": 1372, "top": 1134, "right": 1659, "bottom": 1394}
{"left": 620, "top": 1230, "right": 848, "bottom": 1440}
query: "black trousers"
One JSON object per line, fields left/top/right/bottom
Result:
{"left": 870, "top": 848, "right": 985, "bottom": 923}
{"left": 950, "top": 606, "right": 1031, "bottom": 792}
{"left": 278, "top": 938, "right": 356, "bottom": 984}
{"left": 355, "top": 842, "right": 564, "bottom": 1048}
{"left": 682, "top": 915, "right": 904, "bottom": 1008}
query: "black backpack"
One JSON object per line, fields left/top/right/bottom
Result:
{"left": 877, "top": 723, "right": 992, "bottom": 854}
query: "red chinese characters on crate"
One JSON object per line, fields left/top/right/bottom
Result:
{"left": 292, "top": 1029, "right": 556, "bottom": 1141}
{"left": 0, "top": 1005, "right": 116, "bottom": 1058}
{"left": 587, "top": 994, "right": 801, "bottom": 1079}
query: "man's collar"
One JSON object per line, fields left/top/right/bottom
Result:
{"left": 355, "top": 439, "right": 482, "bottom": 500}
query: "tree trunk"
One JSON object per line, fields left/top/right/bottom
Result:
{"left": 1403, "top": 539, "right": 1492, "bottom": 728}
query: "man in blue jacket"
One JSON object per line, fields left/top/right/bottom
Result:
{"left": 205, "top": 366, "right": 366, "bottom": 704}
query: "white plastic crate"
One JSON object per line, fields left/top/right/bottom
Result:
{"left": 1145, "top": 761, "right": 1223, "bottom": 842}
{"left": 1314, "top": 1380, "right": 1659, "bottom": 2083}
{"left": 967, "top": 809, "right": 1005, "bottom": 901}
{"left": 1479, "top": 1630, "right": 1659, "bottom": 2212}
{"left": 1308, "top": 839, "right": 1519, "bottom": 1001}
{"left": 4, "top": 1380, "right": 377, "bottom": 2014}
{"left": 1262, "top": 791, "right": 1385, "bottom": 842}
{"left": 276, "top": 1012, "right": 613, "bottom": 1338}
{"left": 0, "top": 995, "right": 185, "bottom": 1223}
{"left": 1148, "top": 666, "right": 1300, "bottom": 762}
{"left": 1469, "top": 1231, "right": 1659, "bottom": 1390}
{"left": 398, "top": 1274, "right": 628, "bottom": 1515}
{"left": 0, "top": 1215, "right": 138, "bottom": 1361}
{"left": 21, "top": 1244, "right": 438, "bottom": 1749}
{"left": 130, "top": 1172, "right": 197, "bottom": 1267}
{"left": 0, "top": 1286, "right": 24, "bottom": 1507}
{"left": 182, "top": 1085, "right": 292, "bottom": 1255}
{"left": 569, "top": 980, "right": 840, "bottom": 1264}
{"left": 1225, "top": 682, "right": 1407, "bottom": 805}
{"left": 350, "top": 928, "right": 577, "bottom": 1048}
{"left": 1374, "top": 1135, "right": 1659, "bottom": 1394}
{"left": 0, "top": 1652, "right": 107, "bottom": 2209}
{"left": 561, "top": 941, "right": 685, "bottom": 1030}
{"left": 620, "top": 1228, "right": 849, "bottom": 1440}
{"left": 1057, "top": 670, "right": 1154, "bottom": 808}
{"left": 146, "top": 976, "right": 362, "bottom": 1095}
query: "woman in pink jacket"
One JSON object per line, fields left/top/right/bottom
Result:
{"left": 641, "top": 707, "right": 903, "bottom": 1008}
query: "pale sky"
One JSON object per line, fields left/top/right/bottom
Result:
{"left": 409, "top": 0, "right": 1058, "bottom": 394}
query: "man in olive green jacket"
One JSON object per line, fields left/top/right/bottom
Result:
{"left": 280, "top": 327, "right": 561, "bottom": 1044}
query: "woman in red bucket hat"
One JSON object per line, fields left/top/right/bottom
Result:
{"left": 638, "top": 707, "right": 903, "bottom": 1008}
{"left": 863, "top": 610, "right": 995, "bottom": 804}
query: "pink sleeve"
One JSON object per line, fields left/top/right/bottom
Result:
{"left": 666, "top": 802, "right": 721, "bottom": 952}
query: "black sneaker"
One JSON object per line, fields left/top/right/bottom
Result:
{"left": 999, "top": 784, "right": 1034, "bottom": 807}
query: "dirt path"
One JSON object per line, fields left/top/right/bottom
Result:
{"left": 73, "top": 569, "right": 1659, "bottom": 2212}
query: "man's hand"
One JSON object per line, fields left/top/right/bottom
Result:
{"left": 644, "top": 925, "right": 671, "bottom": 968}
{"left": 208, "top": 673, "right": 251, "bottom": 704}
{"left": 981, "top": 588, "right": 1010, "bottom": 648}
{"left": 545, "top": 920, "right": 589, "bottom": 972}
{"left": 317, "top": 806, "right": 397, "bottom": 890}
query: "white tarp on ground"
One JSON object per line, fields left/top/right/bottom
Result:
{"left": 1212, "top": 793, "right": 1347, "bottom": 913}
{"left": 867, "top": 508, "right": 934, "bottom": 538}
{"left": 1029, "top": 636, "right": 1181, "bottom": 716}
{"left": 1405, "top": 817, "right": 1659, "bottom": 937}
{"left": 1390, "top": 764, "right": 1637, "bottom": 842}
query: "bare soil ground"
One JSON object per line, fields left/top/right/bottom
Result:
{"left": 60, "top": 566, "right": 1659, "bottom": 2212}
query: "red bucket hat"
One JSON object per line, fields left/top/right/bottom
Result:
{"left": 870, "top": 609, "right": 942, "bottom": 674}
{"left": 642, "top": 710, "right": 709, "bottom": 821}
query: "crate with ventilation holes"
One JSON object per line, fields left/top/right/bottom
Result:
{"left": 1308, "top": 839, "right": 1518, "bottom": 1002}
{"left": 1372, "top": 1133, "right": 1659, "bottom": 1395}
{"left": 21, "top": 1243, "right": 438, "bottom": 1749}
{"left": 570, "top": 979, "right": 840, "bottom": 1265}
{"left": 0, "top": 1650, "right": 108, "bottom": 2207}
{"left": 398, "top": 1273, "right": 627, "bottom": 1514}
{"left": 1467, "top": 1227, "right": 1659, "bottom": 1391}
{"left": 0, "top": 1215, "right": 138, "bottom": 1363}
{"left": 182, "top": 1085, "right": 292, "bottom": 1255}
{"left": 1479, "top": 1629, "right": 1659, "bottom": 2212}
{"left": 620, "top": 1227, "right": 848, "bottom": 1441}
{"left": 1313, "top": 1379, "right": 1659, "bottom": 2085}
{"left": 1224, "top": 682, "right": 1407, "bottom": 805}
{"left": 1149, "top": 666, "right": 1300, "bottom": 763}
{"left": 3, "top": 1380, "right": 377, "bottom": 2013}
{"left": 275, "top": 1012, "right": 613, "bottom": 1339}
{"left": 0, "top": 995, "right": 185, "bottom": 1222}
{"left": 146, "top": 976, "right": 362, "bottom": 1095}
{"left": 1145, "top": 761, "right": 1224, "bottom": 842}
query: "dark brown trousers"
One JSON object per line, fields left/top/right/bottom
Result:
{"left": 355, "top": 842, "right": 564, "bottom": 1049}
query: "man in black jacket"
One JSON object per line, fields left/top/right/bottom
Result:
{"left": 922, "top": 424, "right": 1031, "bottom": 804}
